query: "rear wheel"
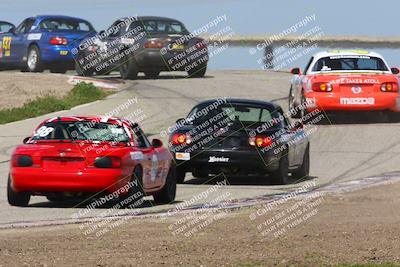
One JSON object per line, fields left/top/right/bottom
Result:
{"left": 289, "top": 86, "right": 301, "bottom": 118}
{"left": 120, "top": 57, "right": 138, "bottom": 80}
{"left": 188, "top": 65, "right": 206, "bottom": 78}
{"left": 270, "top": 153, "right": 289, "bottom": 185}
{"left": 144, "top": 71, "right": 160, "bottom": 79}
{"left": 7, "top": 175, "right": 30, "bottom": 207}
{"left": 75, "top": 60, "right": 93, "bottom": 76}
{"left": 26, "top": 45, "right": 43, "bottom": 72}
{"left": 153, "top": 163, "right": 177, "bottom": 204}
{"left": 176, "top": 168, "right": 186, "bottom": 183}
{"left": 292, "top": 145, "right": 310, "bottom": 180}
{"left": 120, "top": 166, "right": 144, "bottom": 208}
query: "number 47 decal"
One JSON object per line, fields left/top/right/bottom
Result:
{"left": 2, "top": 37, "right": 12, "bottom": 56}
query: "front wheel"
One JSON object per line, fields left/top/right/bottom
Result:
{"left": 7, "top": 175, "right": 30, "bottom": 207}
{"left": 153, "top": 163, "right": 177, "bottom": 204}
{"left": 26, "top": 45, "right": 43, "bottom": 72}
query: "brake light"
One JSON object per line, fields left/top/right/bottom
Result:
{"left": 12, "top": 155, "right": 33, "bottom": 167}
{"left": 312, "top": 82, "right": 332, "bottom": 92}
{"left": 49, "top": 37, "right": 68, "bottom": 45}
{"left": 94, "top": 156, "right": 121, "bottom": 168}
{"left": 172, "top": 133, "right": 192, "bottom": 145}
{"left": 144, "top": 40, "right": 164, "bottom": 49}
{"left": 249, "top": 136, "right": 273, "bottom": 148}
{"left": 195, "top": 41, "right": 206, "bottom": 49}
{"left": 381, "top": 82, "right": 398, "bottom": 92}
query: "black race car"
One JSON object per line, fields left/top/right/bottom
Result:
{"left": 75, "top": 16, "right": 208, "bottom": 78}
{"left": 169, "top": 99, "right": 310, "bottom": 185}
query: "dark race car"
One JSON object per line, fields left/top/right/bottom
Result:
{"left": 75, "top": 16, "right": 208, "bottom": 78}
{"left": 169, "top": 99, "right": 310, "bottom": 185}
{"left": 8, "top": 116, "right": 176, "bottom": 207}
{"left": 0, "top": 15, "right": 96, "bottom": 73}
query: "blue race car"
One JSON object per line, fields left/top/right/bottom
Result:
{"left": 0, "top": 15, "right": 96, "bottom": 73}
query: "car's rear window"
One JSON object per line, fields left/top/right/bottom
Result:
{"left": 31, "top": 122, "right": 130, "bottom": 143}
{"left": 312, "top": 56, "right": 388, "bottom": 72}
{"left": 187, "top": 104, "right": 279, "bottom": 125}
{"left": 141, "top": 20, "right": 187, "bottom": 34}
{"left": 39, "top": 19, "right": 93, "bottom": 32}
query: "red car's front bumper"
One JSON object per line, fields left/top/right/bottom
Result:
{"left": 305, "top": 92, "right": 400, "bottom": 112}
{"left": 10, "top": 167, "right": 129, "bottom": 194}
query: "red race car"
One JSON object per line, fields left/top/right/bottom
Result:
{"left": 8, "top": 116, "right": 176, "bottom": 207}
{"left": 289, "top": 50, "right": 400, "bottom": 118}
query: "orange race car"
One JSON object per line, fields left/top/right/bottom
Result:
{"left": 288, "top": 50, "right": 400, "bottom": 118}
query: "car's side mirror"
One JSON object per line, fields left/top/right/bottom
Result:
{"left": 291, "top": 68, "right": 301, "bottom": 75}
{"left": 152, "top": 138, "right": 163, "bottom": 148}
{"left": 8, "top": 27, "right": 15, "bottom": 34}
{"left": 23, "top": 137, "right": 30, "bottom": 144}
{"left": 391, "top": 67, "right": 400, "bottom": 74}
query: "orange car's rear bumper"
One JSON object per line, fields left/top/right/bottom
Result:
{"left": 305, "top": 92, "right": 400, "bottom": 112}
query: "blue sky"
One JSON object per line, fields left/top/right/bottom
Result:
{"left": 3, "top": 0, "right": 400, "bottom": 69}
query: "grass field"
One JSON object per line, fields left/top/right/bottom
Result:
{"left": 0, "top": 82, "right": 112, "bottom": 124}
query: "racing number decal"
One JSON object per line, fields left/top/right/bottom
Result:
{"left": 34, "top": 126, "right": 54, "bottom": 137}
{"left": 2, "top": 37, "right": 12, "bottom": 57}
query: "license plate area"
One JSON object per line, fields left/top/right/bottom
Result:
{"left": 42, "top": 157, "right": 85, "bottom": 171}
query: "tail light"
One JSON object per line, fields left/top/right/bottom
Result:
{"left": 12, "top": 155, "right": 33, "bottom": 167}
{"left": 171, "top": 133, "right": 192, "bottom": 145}
{"left": 312, "top": 82, "right": 332, "bottom": 92}
{"left": 49, "top": 37, "right": 68, "bottom": 45}
{"left": 381, "top": 82, "right": 398, "bottom": 92}
{"left": 144, "top": 40, "right": 164, "bottom": 49}
{"left": 195, "top": 41, "right": 206, "bottom": 49}
{"left": 249, "top": 136, "right": 273, "bottom": 148}
{"left": 94, "top": 156, "right": 121, "bottom": 168}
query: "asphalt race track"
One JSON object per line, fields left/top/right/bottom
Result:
{"left": 1, "top": 70, "right": 400, "bottom": 227}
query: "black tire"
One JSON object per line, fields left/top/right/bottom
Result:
{"left": 75, "top": 60, "right": 93, "bottom": 77}
{"left": 292, "top": 145, "right": 310, "bottom": 180}
{"left": 7, "top": 175, "right": 30, "bottom": 207}
{"left": 289, "top": 86, "right": 301, "bottom": 118}
{"left": 144, "top": 71, "right": 160, "bottom": 79}
{"left": 270, "top": 153, "right": 289, "bottom": 185}
{"left": 153, "top": 163, "right": 177, "bottom": 204}
{"left": 26, "top": 45, "right": 43, "bottom": 72}
{"left": 120, "top": 57, "right": 138, "bottom": 80}
{"left": 120, "top": 166, "right": 144, "bottom": 208}
{"left": 176, "top": 168, "right": 186, "bottom": 183}
{"left": 188, "top": 65, "right": 206, "bottom": 78}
